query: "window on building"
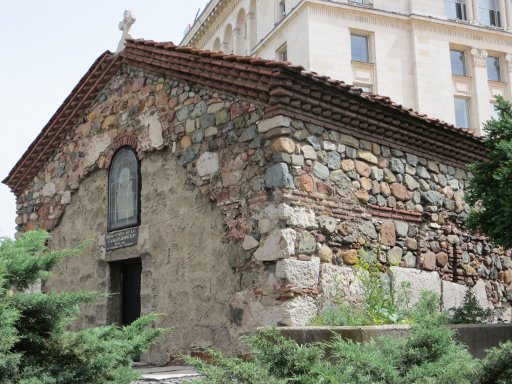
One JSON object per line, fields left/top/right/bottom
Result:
{"left": 454, "top": 97, "right": 471, "bottom": 128}
{"left": 479, "top": 0, "right": 501, "bottom": 27}
{"left": 349, "top": 0, "right": 373, "bottom": 5}
{"left": 351, "top": 33, "right": 370, "bottom": 62}
{"left": 278, "top": 0, "right": 286, "bottom": 21}
{"left": 490, "top": 102, "right": 500, "bottom": 120}
{"left": 355, "top": 84, "right": 372, "bottom": 92}
{"left": 276, "top": 43, "right": 288, "bottom": 62}
{"left": 445, "top": 0, "right": 467, "bottom": 20}
{"left": 450, "top": 49, "right": 466, "bottom": 76}
{"left": 487, "top": 56, "right": 501, "bottom": 81}
{"left": 108, "top": 148, "right": 140, "bottom": 231}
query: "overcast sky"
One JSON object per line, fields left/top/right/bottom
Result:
{"left": 0, "top": 1, "right": 209, "bottom": 238}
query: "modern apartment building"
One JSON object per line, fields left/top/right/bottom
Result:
{"left": 182, "top": 0, "right": 512, "bottom": 134}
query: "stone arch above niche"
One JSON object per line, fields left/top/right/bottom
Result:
{"left": 103, "top": 134, "right": 144, "bottom": 169}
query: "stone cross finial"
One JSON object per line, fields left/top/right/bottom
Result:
{"left": 116, "top": 10, "right": 136, "bottom": 53}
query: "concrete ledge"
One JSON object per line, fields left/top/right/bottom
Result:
{"left": 278, "top": 325, "right": 411, "bottom": 345}
{"left": 278, "top": 323, "right": 512, "bottom": 358}
{"left": 448, "top": 323, "right": 512, "bottom": 358}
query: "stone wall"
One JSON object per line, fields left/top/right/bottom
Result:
{"left": 13, "top": 64, "right": 512, "bottom": 363}
{"left": 233, "top": 115, "right": 512, "bottom": 324}
{"left": 15, "top": 66, "right": 278, "bottom": 363}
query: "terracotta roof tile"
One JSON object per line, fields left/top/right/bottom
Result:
{"left": 4, "top": 38, "right": 485, "bottom": 194}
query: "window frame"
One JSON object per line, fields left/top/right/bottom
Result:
{"left": 354, "top": 83, "right": 372, "bottom": 93}
{"left": 490, "top": 101, "right": 500, "bottom": 120}
{"left": 445, "top": 0, "right": 467, "bottom": 21}
{"left": 454, "top": 96, "right": 471, "bottom": 128}
{"left": 107, "top": 147, "right": 141, "bottom": 232}
{"left": 487, "top": 55, "right": 502, "bottom": 82}
{"left": 350, "top": 32, "right": 371, "bottom": 63}
{"left": 276, "top": 42, "right": 288, "bottom": 62}
{"left": 277, "top": 0, "right": 286, "bottom": 21}
{"left": 478, "top": 0, "right": 501, "bottom": 27}
{"left": 450, "top": 49, "right": 467, "bottom": 76}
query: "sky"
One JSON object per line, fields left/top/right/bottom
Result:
{"left": 0, "top": 1, "right": 209, "bottom": 238}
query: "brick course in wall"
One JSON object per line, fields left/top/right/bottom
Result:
{"left": 3, "top": 40, "right": 511, "bottom": 362}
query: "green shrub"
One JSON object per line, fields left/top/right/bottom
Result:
{"left": 185, "top": 349, "right": 287, "bottom": 384}
{"left": 0, "top": 230, "right": 165, "bottom": 383}
{"left": 188, "top": 296, "right": 481, "bottom": 384}
{"left": 478, "top": 341, "right": 512, "bottom": 384}
{"left": 448, "top": 287, "right": 503, "bottom": 324}
{"left": 312, "top": 252, "right": 412, "bottom": 326}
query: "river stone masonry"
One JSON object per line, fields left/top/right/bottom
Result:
{"left": 6, "top": 42, "right": 512, "bottom": 363}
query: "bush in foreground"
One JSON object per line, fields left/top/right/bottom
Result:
{"left": 0, "top": 230, "right": 164, "bottom": 384}
{"left": 187, "top": 292, "right": 512, "bottom": 384}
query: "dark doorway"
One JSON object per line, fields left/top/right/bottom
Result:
{"left": 109, "top": 258, "right": 142, "bottom": 326}
{"left": 121, "top": 259, "right": 142, "bottom": 325}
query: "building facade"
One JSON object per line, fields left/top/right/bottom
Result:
{"left": 4, "top": 40, "right": 512, "bottom": 363}
{"left": 182, "top": 0, "right": 512, "bottom": 134}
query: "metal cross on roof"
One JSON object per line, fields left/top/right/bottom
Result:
{"left": 116, "top": 10, "right": 136, "bottom": 53}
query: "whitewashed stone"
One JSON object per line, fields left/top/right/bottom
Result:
{"left": 390, "top": 267, "right": 441, "bottom": 306}
{"left": 323, "top": 141, "right": 337, "bottom": 151}
{"left": 291, "top": 154, "right": 305, "bottom": 166}
{"left": 242, "top": 235, "right": 259, "bottom": 250}
{"left": 358, "top": 150, "right": 378, "bottom": 164}
{"left": 258, "top": 204, "right": 316, "bottom": 231}
{"left": 207, "top": 102, "right": 224, "bottom": 113}
{"left": 254, "top": 228, "right": 296, "bottom": 261}
{"left": 448, "top": 179, "right": 460, "bottom": 191}
{"left": 204, "top": 126, "right": 218, "bottom": 137}
{"left": 141, "top": 112, "right": 164, "bottom": 149}
{"left": 416, "top": 165, "right": 430, "bottom": 179}
{"left": 320, "top": 264, "right": 363, "bottom": 305}
{"left": 60, "top": 191, "right": 71, "bottom": 205}
{"left": 257, "top": 115, "right": 291, "bottom": 133}
{"left": 42, "top": 182, "right": 56, "bottom": 197}
{"left": 474, "top": 279, "right": 492, "bottom": 308}
{"left": 441, "top": 280, "right": 491, "bottom": 310}
{"left": 441, "top": 280, "right": 467, "bottom": 310}
{"left": 83, "top": 133, "right": 112, "bottom": 169}
{"left": 317, "top": 215, "right": 337, "bottom": 234}
{"left": 185, "top": 119, "right": 196, "bottom": 133}
{"left": 265, "top": 163, "right": 294, "bottom": 188}
{"left": 276, "top": 257, "right": 320, "bottom": 289}
{"left": 301, "top": 145, "right": 317, "bottom": 160}
{"left": 246, "top": 300, "right": 287, "bottom": 327}
{"left": 339, "top": 134, "right": 360, "bottom": 148}
{"left": 387, "top": 246, "right": 403, "bottom": 264}
{"left": 287, "top": 207, "right": 317, "bottom": 228}
{"left": 281, "top": 296, "right": 318, "bottom": 326}
{"left": 371, "top": 167, "right": 383, "bottom": 181}
{"left": 196, "top": 151, "right": 219, "bottom": 177}
{"left": 313, "top": 162, "right": 329, "bottom": 180}
{"left": 404, "top": 174, "right": 419, "bottom": 190}
{"left": 395, "top": 221, "right": 408, "bottom": 238}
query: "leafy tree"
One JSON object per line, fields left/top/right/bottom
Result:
{"left": 0, "top": 230, "right": 164, "bottom": 384}
{"left": 466, "top": 95, "right": 512, "bottom": 248}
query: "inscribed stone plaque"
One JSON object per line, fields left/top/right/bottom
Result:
{"left": 105, "top": 227, "right": 138, "bottom": 251}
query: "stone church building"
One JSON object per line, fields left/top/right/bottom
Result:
{"left": 4, "top": 38, "right": 512, "bottom": 364}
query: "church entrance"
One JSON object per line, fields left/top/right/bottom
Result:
{"left": 109, "top": 258, "right": 142, "bottom": 326}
